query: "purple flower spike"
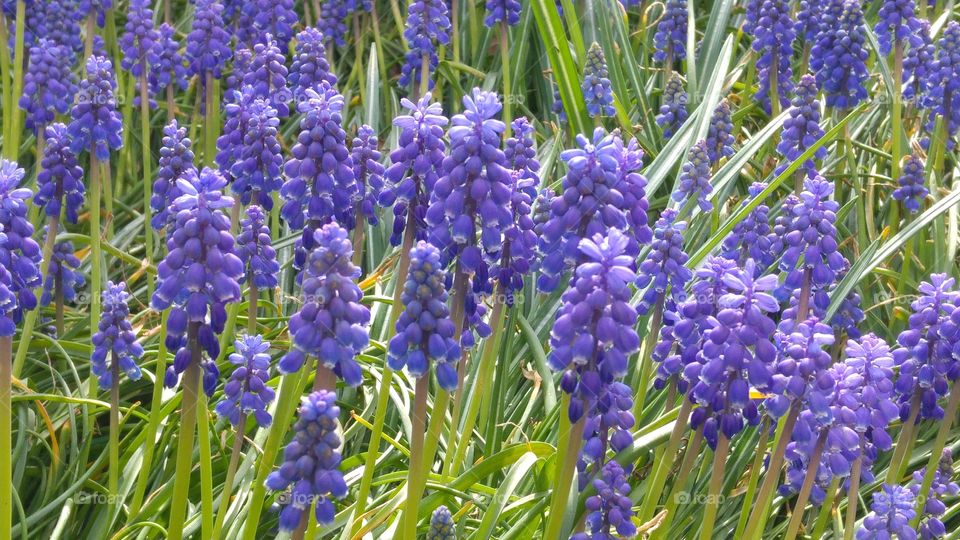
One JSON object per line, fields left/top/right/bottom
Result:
{"left": 238, "top": 205, "right": 279, "bottom": 290}
{"left": 751, "top": 0, "right": 795, "bottom": 114}
{"left": 68, "top": 56, "right": 123, "bottom": 161}
{"left": 45, "top": 0, "right": 83, "bottom": 56}
{"left": 893, "top": 155, "right": 928, "bottom": 213}
{"left": 0, "top": 227, "right": 18, "bottom": 337}
{"left": 387, "top": 241, "right": 461, "bottom": 390}
{"left": 149, "top": 23, "right": 189, "bottom": 99}
{"left": 186, "top": 0, "right": 233, "bottom": 80}
{"left": 152, "top": 120, "right": 197, "bottom": 230}
{"left": 428, "top": 506, "right": 456, "bottom": 540}
{"left": 427, "top": 88, "right": 512, "bottom": 271}
{"left": 910, "top": 450, "right": 959, "bottom": 539}
{"left": 91, "top": 282, "right": 144, "bottom": 389}
{"left": 119, "top": 0, "right": 158, "bottom": 80}
{"left": 857, "top": 484, "right": 917, "bottom": 539}
{"left": 289, "top": 27, "right": 338, "bottom": 101}
{"left": 216, "top": 334, "right": 275, "bottom": 427}
{"left": 672, "top": 140, "right": 713, "bottom": 212}
{"left": 920, "top": 22, "right": 960, "bottom": 149}
{"left": 318, "top": 0, "right": 350, "bottom": 47}
{"left": 78, "top": 0, "right": 112, "bottom": 27}
{"left": 705, "top": 99, "right": 734, "bottom": 166}
{"left": 548, "top": 229, "right": 640, "bottom": 424}
{"left": 582, "top": 42, "right": 615, "bottom": 118}
{"left": 230, "top": 96, "right": 283, "bottom": 209}
{"left": 636, "top": 208, "right": 692, "bottom": 315}
{"left": 152, "top": 168, "right": 244, "bottom": 396}
{"left": 35, "top": 123, "right": 85, "bottom": 224}
{"left": 351, "top": 125, "right": 385, "bottom": 226}
{"left": 19, "top": 40, "right": 77, "bottom": 133}
{"left": 0, "top": 161, "right": 41, "bottom": 327}
{"left": 241, "top": 35, "right": 291, "bottom": 117}
{"left": 504, "top": 117, "right": 540, "bottom": 192}
{"left": 399, "top": 0, "right": 450, "bottom": 90}
{"left": 775, "top": 175, "right": 846, "bottom": 288}
{"left": 40, "top": 236, "right": 85, "bottom": 308}
{"left": 379, "top": 93, "right": 448, "bottom": 246}
{"left": 265, "top": 391, "right": 347, "bottom": 529}
{"left": 552, "top": 83, "right": 567, "bottom": 124}
{"left": 876, "top": 0, "right": 919, "bottom": 55}
{"left": 810, "top": 0, "right": 869, "bottom": 109}
{"left": 485, "top": 0, "right": 520, "bottom": 27}
{"left": 903, "top": 19, "right": 933, "bottom": 102}
{"left": 238, "top": 0, "right": 297, "bottom": 47}
{"left": 776, "top": 74, "right": 826, "bottom": 177}
{"left": 721, "top": 183, "right": 775, "bottom": 269}
{"left": 653, "top": 0, "right": 686, "bottom": 63}
{"left": 490, "top": 170, "right": 537, "bottom": 301}
{"left": 656, "top": 72, "right": 688, "bottom": 139}
{"left": 279, "top": 223, "right": 370, "bottom": 386}
{"left": 570, "top": 461, "right": 637, "bottom": 540}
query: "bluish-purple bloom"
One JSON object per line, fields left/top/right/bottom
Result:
{"left": 656, "top": 72, "right": 687, "bottom": 139}
{"left": 903, "top": 19, "right": 934, "bottom": 102}
{"left": 751, "top": 0, "right": 795, "bottom": 113}
{"left": 776, "top": 74, "right": 827, "bottom": 176}
{"left": 241, "top": 35, "right": 291, "bottom": 117}
{"left": 387, "top": 241, "right": 461, "bottom": 390}
{"left": 910, "top": 450, "right": 958, "bottom": 539}
{"left": 504, "top": 117, "right": 540, "bottom": 192}
{"left": 0, "top": 161, "right": 40, "bottom": 326}
{"left": 427, "top": 506, "right": 456, "bottom": 540}
{"left": 721, "top": 183, "right": 775, "bottom": 269}
{"left": 91, "top": 281, "right": 143, "bottom": 389}
{"left": 672, "top": 140, "right": 713, "bottom": 212}
{"left": 152, "top": 120, "right": 197, "bottom": 230}
{"left": 653, "top": 0, "right": 686, "bottom": 63}
{"left": 318, "top": 0, "right": 349, "bottom": 47}
{"left": 857, "top": 484, "right": 918, "bottom": 539}
{"left": 893, "top": 154, "right": 928, "bottom": 213}
{"left": 148, "top": 23, "right": 189, "bottom": 98}
{"left": 35, "top": 123, "right": 85, "bottom": 224}
{"left": 351, "top": 124, "right": 385, "bottom": 227}
{"left": 775, "top": 175, "right": 846, "bottom": 288}
{"left": 810, "top": 0, "right": 869, "bottom": 109}
{"left": 490, "top": 170, "right": 537, "bottom": 302}
{"left": 40, "top": 236, "right": 84, "bottom": 308}
{"left": 288, "top": 27, "right": 338, "bottom": 101}
{"left": 705, "top": 99, "right": 734, "bottom": 166}
{"left": 216, "top": 334, "right": 275, "bottom": 427}
{"left": 571, "top": 461, "right": 637, "bottom": 539}
{"left": 399, "top": 0, "right": 451, "bottom": 90}
{"left": 230, "top": 96, "right": 283, "bottom": 209}
{"left": 876, "top": 0, "right": 919, "bottom": 55}
{"left": 485, "top": 0, "right": 520, "bottom": 27}
{"left": 19, "top": 40, "right": 76, "bottom": 133}
{"left": 77, "top": 0, "right": 111, "bottom": 27}
{"left": 237, "top": 205, "right": 279, "bottom": 290}
{"left": 68, "top": 56, "right": 123, "bottom": 161}
{"left": 920, "top": 22, "right": 960, "bottom": 148}
{"left": 636, "top": 208, "right": 692, "bottom": 315}
{"left": 582, "top": 42, "right": 615, "bottom": 118}
{"left": 265, "top": 391, "right": 346, "bottom": 529}
{"left": 119, "top": 0, "right": 158, "bottom": 79}
{"left": 279, "top": 223, "right": 370, "bottom": 386}
{"left": 186, "top": 0, "right": 233, "bottom": 79}
{"left": 238, "top": 0, "right": 297, "bottom": 47}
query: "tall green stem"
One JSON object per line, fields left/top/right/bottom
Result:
{"left": 167, "top": 323, "right": 202, "bottom": 540}
{"left": 7, "top": 1, "right": 26, "bottom": 157}
{"left": 734, "top": 418, "right": 771, "bottom": 538}
{"left": 700, "top": 434, "right": 730, "bottom": 540}
{"left": 140, "top": 74, "right": 154, "bottom": 296}
{"left": 212, "top": 414, "right": 246, "bottom": 540}
{"left": 652, "top": 423, "right": 705, "bottom": 540}
{"left": 910, "top": 382, "right": 960, "bottom": 529}
{"left": 400, "top": 375, "right": 430, "bottom": 539}
{"left": 843, "top": 444, "right": 864, "bottom": 540}
{"left": 109, "top": 355, "right": 120, "bottom": 504}
{"left": 13, "top": 215, "right": 58, "bottom": 376}
{"left": 784, "top": 431, "right": 827, "bottom": 540}
{"left": 0, "top": 17, "right": 11, "bottom": 152}
{"left": 90, "top": 157, "right": 103, "bottom": 368}
{"left": 0, "top": 336, "right": 12, "bottom": 540}
{"left": 886, "top": 392, "right": 921, "bottom": 484}
{"left": 543, "top": 401, "right": 585, "bottom": 540}
{"left": 811, "top": 477, "right": 841, "bottom": 540}
{"left": 633, "top": 299, "right": 664, "bottom": 417}
{"left": 499, "top": 21, "right": 512, "bottom": 134}
{"left": 637, "top": 396, "right": 692, "bottom": 522}
{"left": 744, "top": 403, "right": 799, "bottom": 540}
{"left": 198, "top": 391, "right": 214, "bottom": 539}
{"left": 204, "top": 73, "right": 219, "bottom": 167}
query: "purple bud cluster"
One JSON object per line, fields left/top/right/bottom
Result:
{"left": 318, "top": 0, "right": 349, "bottom": 47}
{"left": 920, "top": 22, "right": 960, "bottom": 148}
{"left": 288, "top": 28, "right": 338, "bottom": 101}
{"left": 774, "top": 175, "right": 845, "bottom": 288}
{"left": 705, "top": 99, "right": 734, "bottom": 166}
{"left": 216, "top": 334, "right": 275, "bottom": 427}
{"left": 672, "top": 140, "right": 713, "bottom": 212}
{"left": 19, "top": 40, "right": 76, "bottom": 133}
{"left": 241, "top": 36, "right": 291, "bottom": 117}
{"left": 427, "top": 506, "right": 456, "bottom": 540}
{"left": 893, "top": 154, "right": 928, "bottom": 213}
{"left": 582, "top": 42, "right": 615, "bottom": 118}
{"left": 810, "top": 0, "right": 870, "bottom": 109}
{"left": 656, "top": 72, "right": 687, "bottom": 139}
{"left": 875, "top": 0, "right": 920, "bottom": 55}
{"left": 237, "top": 205, "right": 279, "bottom": 290}
{"left": 903, "top": 19, "right": 934, "bottom": 101}
{"left": 35, "top": 123, "right": 85, "bottom": 224}
{"left": 636, "top": 209, "right": 691, "bottom": 315}
{"left": 186, "top": 0, "right": 233, "bottom": 79}
{"left": 571, "top": 461, "right": 637, "bottom": 540}
{"left": 776, "top": 74, "right": 827, "bottom": 176}
{"left": 91, "top": 282, "right": 143, "bottom": 389}
{"left": 231, "top": 96, "right": 284, "bottom": 209}
{"left": 68, "top": 56, "right": 123, "bottom": 161}
{"left": 858, "top": 484, "right": 917, "bottom": 539}
{"left": 152, "top": 169, "right": 244, "bottom": 396}
{"left": 721, "top": 183, "right": 775, "bottom": 269}
{"left": 399, "top": 0, "right": 451, "bottom": 90}
{"left": 152, "top": 121, "right": 197, "bottom": 230}
{"left": 40, "top": 237, "right": 84, "bottom": 308}
{"left": 380, "top": 94, "right": 448, "bottom": 246}
{"left": 653, "top": 0, "right": 687, "bottom": 63}
{"left": 0, "top": 161, "right": 40, "bottom": 325}
{"left": 148, "top": 23, "right": 189, "bottom": 98}
{"left": 279, "top": 223, "right": 370, "bottom": 386}
{"left": 751, "top": 0, "right": 795, "bottom": 114}
{"left": 910, "top": 450, "right": 958, "bottom": 539}
{"left": 485, "top": 0, "right": 520, "bottom": 27}
{"left": 387, "top": 241, "right": 461, "bottom": 390}
{"left": 351, "top": 125, "right": 385, "bottom": 227}
{"left": 266, "top": 391, "right": 347, "bottom": 530}
{"left": 504, "top": 117, "right": 539, "bottom": 191}
{"left": 238, "top": 0, "right": 298, "bottom": 47}
{"left": 119, "top": 0, "right": 158, "bottom": 79}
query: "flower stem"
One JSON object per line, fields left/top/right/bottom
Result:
{"left": 204, "top": 73, "right": 219, "bottom": 167}
{"left": 743, "top": 403, "right": 799, "bottom": 540}
{"left": 652, "top": 423, "right": 705, "bottom": 540}
{"left": 0, "top": 335, "right": 12, "bottom": 540}
{"left": 734, "top": 418, "right": 771, "bottom": 538}
{"left": 400, "top": 375, "right": 430, "bottom": 539}
{"left": 910, "top": 381, "right": 960, "bottom": 529}
{"left": 886, "top": 391, "right": 921, "bottom": 484}
{"left": 12, "top": 214, "right": 59, "bottom": 376}
{"left": 543, "top": 397, "right": 586, "bottom": 540}
{"left": 140, "top": 74, "right": 154, "bottom": 297}
{"left": 499, "top": 21, "right": 511, "bottom": 134}
{"left": 638, "top": 395, "right": 693, "bottom": 522}
{"left": 109, "top": 353, "right": 121, "bottom": 506}
{"left": 843, "top": 444, "right": 864, "bottom": 540}
{"left": 0, "top": 17, "right": 11, "bottom": 152}
{"left": 633, "top": 298, "right": 664, "bottom": 418}
{"left": 167, "top": 322, "right": 203, "bottom": 540}
{"left": 128, "top": 308, "right": 169, "bottom": 518}
{"left": 7, "top": 0, "right": 26, "bottom": 157}
{"left": 784, "top": 431, "right": 827, "bottom": 539}
{"left": 812, "top": 477, "right": 841, "bottom": 540}
{"left": 212, "top": 414, "right": 246, "bottom": 540}
{"left": 700, "top": 433, "right": 730, "bottom": 540}
{"left": 197, "top": 391, "right": 214, "bottom": 539}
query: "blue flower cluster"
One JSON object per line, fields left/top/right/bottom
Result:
{"left": 504, "top": 117, "right": 539, "bottom": 190}
{"left": 656, "top": 72, "right": 687, "bottom": 139}
{"left": 582, "top": 42, "right": 615, "bottom": 118}
{"left": 0, "top": 161, "right": 40, "bottom": 324}
{"left": 571, "top": 461, "right": 637, "bottom": 539}
{"left": 858, "top": 484, "right": 917, "bottom": 539}
{"left": 910, "top": 449, "right": 958, "bottom": 539}
{"left": 810, "top": 0, "right": 870, "bottom": 109}
{"left": 40, "top": 237, "right": 85, "bottom": 308}
{"left": 875, "top": 0, "right": 920, "bottom": 55}
{"left": 485, "top": 0, "right": 520, "bottom": 27}
{"left": 893, "top": 154, "right": 928, "bottom": 213}
{"left": 230, "top": 97, "right": 283, "bottom": 209}
{"left": 351, "top": 124, "right": 385, "bottom": 227}
{"left": 152, "top": 120, "right": 196, "bottom": 230}
{"left": 721, "top": 183, "right": 775, "bottom": 269}
{"left": 427, "top": 506, "right": 456, "bottom": 540}
{"left": 705, "top": 99, "right": 734, "bottom": 166}
{"left": 672, "top": 140, "right": 713, "bottom": 212}
{"left": 91, "top": 282, "right": 144, "bottom": 389}
{"left": 148, "top": 23, "right": 189, "bottom": 99}
{"left": 318, "top": 0, "right": 349, "bottom": 47}
{"left": 19, "top": 40, "right": 76, "bottom": 133}
{"left": 186, "top": 0, "right": 233, "bottom": 79}
{"left": 776, "top": 74, "right": 827, "bottom": 176}
{"left": 35, "top": 123, "right": 85, "bottom": 224}
{"left": 238, "top": 0, "right": 297, "bottom": 47}
{"left": 751, "top": 0, "right": 794, "bottom": 113}
{"left": 775, "top": 175, "right": 846, "bottom": 288}
{"left": 69, "top": 56, "right": 123, "bottom": 161}
{"left": 288, "top": 27, "right": 338, "bottom": 101}
{"left": 119, "top": 0, "right": 158, "bottom": 79}
{"left": 653, "top": 0, "right": 686, "bottom": 63}
{"left": 920, "top": 22, "right": 960, "bottom": 147}
{"left": 241, "top": 35, "right": 291, "bottom": 117}
{"left": 903, "top": 19, "right": 933, "bottom": 101}
{"left": 636, "top": 208, "right": 692, "bottom": 315}
{"left": 216, "top": 334, "right": 275, "bottom": 427}
{"left": 237, "top": 205, "right": 280, "bottom": 290}
{"left": 399, "top": 0, "right": 450, "bottom": 90}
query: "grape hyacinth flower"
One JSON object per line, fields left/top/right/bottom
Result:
{"left": 672, "top": 140, "right": 713, "bottom": 212}
{"left": 387, "top": 241, "right": 461, "bottom": 390}
{"left": 794, "top": 0, "right": 821, "bottom": 45}
{"left": 68, "top": 56, "right": 123, "bottom": 161}
{"left": 78, "top": 0, "right": 112, "bottom": 27}
{"left": 636, "top": 208, "right": 692, "bottom": 314}
{"left": 875, "top": 0, "right": 919, "bottom": 55}
{"left": 751, "top": 0, "right": 795, "bottom": 113}
{"left": 35, "top": 123, "right": 85, "bottom": 225}
{"left": 44, "top": 0, "right": 83, "bottom": 56}
{"left": 484, "top": 0, "right": 520, "bottom": 27}
{"left": 656, "top": 72, "right": 687, "bottom": 139}
{"left": 288, "top": 27, "right": 338, "bottom": 101}
{"left": 379, "top": 93, "right": 448, "bottom": 246}
{"left": 91, "top": 282, "right": 143, "bottom": 389}
{"left": 217, "top": 87, "right": 255, "bottom": 184}
{"left": 230, "top": 97, "right": 283, "bottom": 209}
{"left": 910, "top": 450, "right": 958, "bottom": 539}
{"left": 920, "top": 22, "right": 960, "bottom": 148}
{"left": 237, "top": 205, "right": 280, "bottom": 290}
{"left": 119, "top": 0, "right": 158, "bottom": 81}
{"left": 903, "top": 19, "right": 934, "bottom": 102}
{"left": 399, "top": 0, "right": 451, "bottom": 90}
{"left": 237, "top": 0, "right": 297, "bottom": 47}
{"left": 504, "top": 117, "right": 539, "bottom": 192}
{"left": 186, "top": 0, "right": 233, "bottom": 80}
{"left": 215, "top": 334, "right": 275, "bottom": 427}
{"left": 537, "top": 129, "right": 651, "bottom": 292}
{"left": 0, "top": 161, "right": 41, "bottom": 323}
{"left": 148, "top": 23, "right": 189, "bottom": 99}
{"left": 265, "top": 391, "right": 347, "bottom": 529}
{"left": 152, "top": 120, "right": 196, "bottom": 230}
{"left": 688, "top": 259, "right": 779, "bottom": 448}
{"left": 427, "top": 506, "right": 456, "bottom": 540}
{"left": 705, "top": 99, "right": 734, "bottom": 166}
{"left": 571, "top": 461, "right": 637, "bottom": 540}
{"left": 317, "top": 0, "right": 349, "bottom": 47}
{"left": 18, "top": 40, "right": 77, "bottom": 133}
{"left": 653, "top": 0, "right": 687, "bottom": 64}
{"left": 551, "top": 83, "right": 567, "bottom": 124}
{"left": 857, "top": 484, "right": 917, "bottom": 539}
{"left": 39, "top": 238, "right": 84, "bottom": 308}
{"left": 893, "top": 154, "right": 928, "bottom": 213}
{"left": 351, "top": 125, "right": 385, "bottom": 227}
{"left": 151, "top": 168, "right": 244, "bottom": 395}
{"left": 721, "top": 183, "right": 775, "bottom": 269}
{"left": 548, "top": 229, "right": 640, "bottom": 424}
{"left": 241, "top": 35, "right": 291, "bottom": 117}
{"left": 776, "top": 74, "right": 827, "bottom": 177}
{"left": 582, "top": 42, "right": 615, "bottom": 118}
{"left": 775, "top": 175, "right": 846, "bottom": 289}
{"left": 279, "top": 223, "right": 370, "bottom": 385}
{"left": 489, "top": 170, "right": 537, "bottom": 302}
{"left": 810, "top": 0, "right": 869, "bottom": 109}
{"left": 0, "top": 225, "right": 19, "bottom": 336}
